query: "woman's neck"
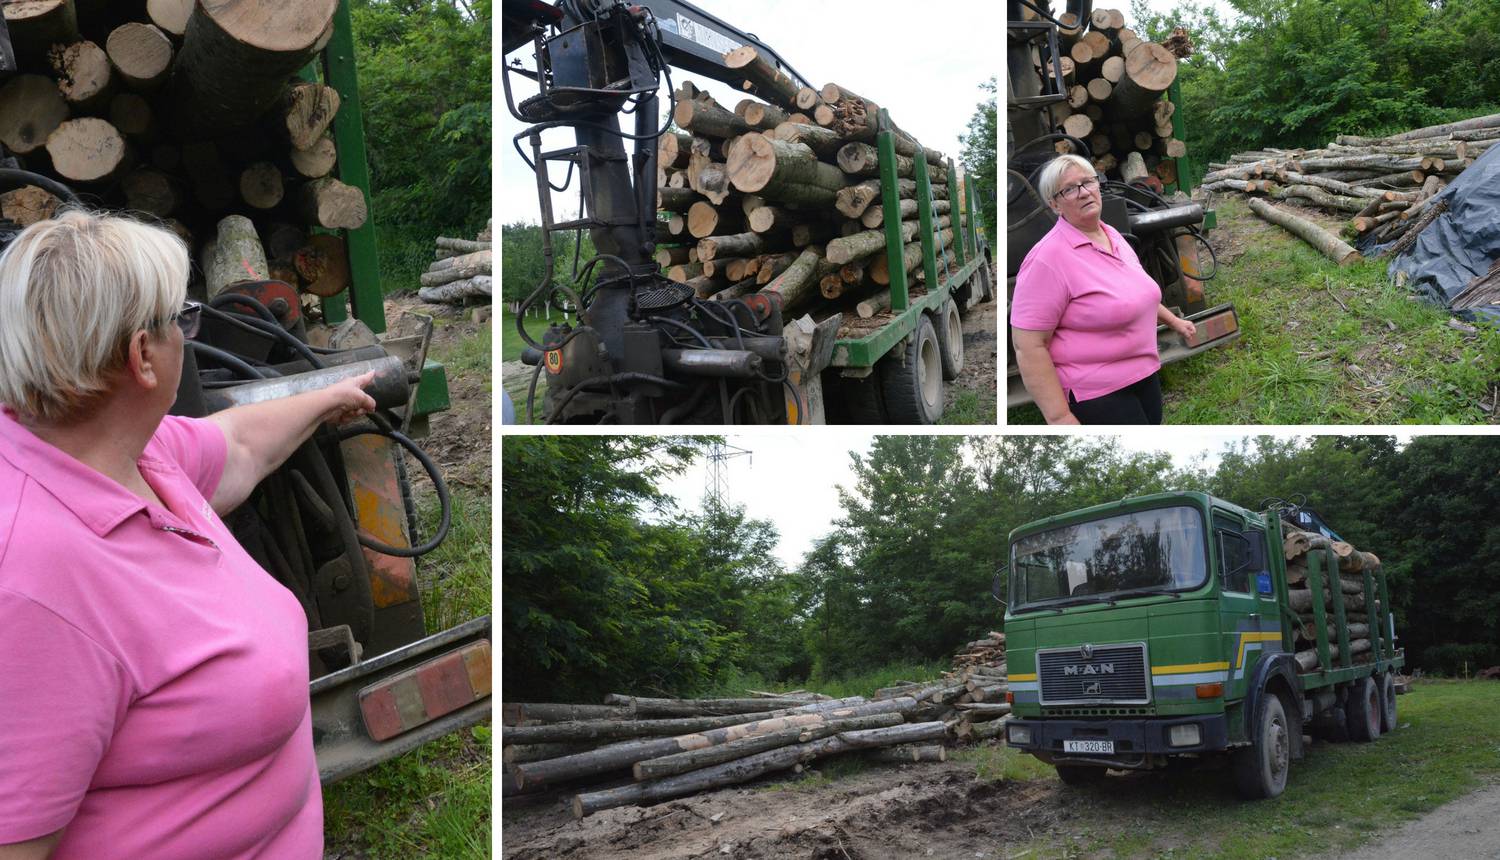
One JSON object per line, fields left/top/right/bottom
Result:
{"left": 20, "top": 402, "right": 161, "bottom": 501}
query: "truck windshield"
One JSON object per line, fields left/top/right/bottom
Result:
{"left": 1010, "top": 506, "right": 1207, "bottom": 611}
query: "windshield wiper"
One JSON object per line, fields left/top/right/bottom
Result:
{"left": 1109, "top": 589, "right": 1182, "bottom": 601}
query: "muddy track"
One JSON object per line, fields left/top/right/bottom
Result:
{"left": 502, "top": 761, "right": 1058, "bottom": 860}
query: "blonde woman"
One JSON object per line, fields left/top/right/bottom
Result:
{"left": 0, "top": 211, "right": 375, "bottom": 859}
{"left": 1011, "top": 154, "right": 1196, "bottom": 424}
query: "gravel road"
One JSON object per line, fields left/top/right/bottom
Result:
{"left": 1330, "top": 782, "right": 1500, "bottom": 860}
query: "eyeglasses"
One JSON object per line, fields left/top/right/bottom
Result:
{"left": 152, "top": 301, "right": 202, "bottom": 338}
{"left": 1054, "top": 177, "right": 1100, "bottom": 201}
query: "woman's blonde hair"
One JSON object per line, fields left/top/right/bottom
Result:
{"left": 0, "top": 209, "right": 189, "bottom": 421}
{"left": 1037, "top": 154, "right": 1098, "bottom": 204}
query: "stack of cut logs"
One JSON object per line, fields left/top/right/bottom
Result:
{"left": 1031, "top": 7, "right": 1188, "bottom": 187}
{"left": 502, "top": 691, "right": 948, "bottom": 817}
{"left": 419, "top": 220, "right": 491, "bottom": 304}
{"left": 1282, "top": 527, "right": 1385, "bottom": 672}
{"left": 873, "top": 631, "right": 1010, "bottom": 743}
{"left": 0, "top": 0, "right": 367, "bottom": 299}
{"left": 655, "top": 48, "right": 956, "bottom": 324}
{"left": 1198, "top": 113, "right": 1500, "bottom": 265}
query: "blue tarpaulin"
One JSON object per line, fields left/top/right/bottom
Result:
{"left": 1374, "top": 143, "right": 1500, "bottom": 320}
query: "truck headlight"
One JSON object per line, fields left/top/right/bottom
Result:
{"left": 1007, "top": 724, "right": 1032, "bottom": 746}
{"left": 1168, "top": 724, "right": 1201, "bottom": 747}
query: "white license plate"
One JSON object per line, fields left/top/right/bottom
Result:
{"left": 1063, "top": 739, "right": 1114, "bottom": 754}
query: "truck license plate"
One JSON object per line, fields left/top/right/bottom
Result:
{"left": 1063, "top": 739, "right": 1114, "bottom": 754}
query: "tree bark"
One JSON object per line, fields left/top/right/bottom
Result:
{"left": 657, "top": 186, "right": 698, "bottom": 213}
{"left": 837, "top": 141, "right": 913, "bottom": 178}
{"left": 0, "top": 74, "right": 70, "bottom": 155}
{"left": 826, "top": 220, "right": 918, "bottom": 265}
{"left": 1385, "top": 112, "right": 1500, "bottom": 142}
{"left": 674, "top": 97, "right": 752, "bottom": 138}
{"left": 169, "top": 0, "right": 339, "bottom": 134}
{"left": 723, "top": 46, "right": 800, "bottom": 109}
{"left": 299, "top": 177, "right": 368, "bottom": 230}
{"left": 747, "top": 205, "right": 796, "bottom": 234}
{"left": 1294, "top": 638, "right": 1372, "bottom": 672}
{"left": 571, "top": 720, "right": 945, "bottom": 817}
{"left": 1272, "top": 184, "right": 1365, "bottom": 213}
{"left": 1109, "top": 42, "right": 1178, "bottom": 115}
{"left": 741, "top": 100, "right": 788, "bottom": 130}
{"left": 770, "top": 121, "right": 843, "bottom": 157}
{"left": 728, "top": 135, "right": 847, "bottom": 204}
{"left": 503, "top": 742, "right": 597, "bottom": 764}
{"left": 418, "top": 275, "right": 491, "bottom": 304}
{"left": 632, "top": 713, "right": 904, "bottom": 781}
{"left": 277, "top": 82, "right": 341, "bottom": 150}
{"left": 419, "top": 249, "right": 491, "bottom": 287}
{"left": 699, "top": 231, "right": 781, "bottom": 262}
{"left": 760, "top": 246, "right": 837, "bottom": 315}
{"left": 106, "top": 22, "right": 173, "bottom": 91}
{"left": 45, "top": 117, "right": 129, "bottom": 183}
{"left": 1246, "top": 198, "right": 1360, "bottom": 266}
{"left": 206, "top": 214, "right": 268, "bottom": 297}
{"left": 0, "top": 185, "right": 62, "bottom": 226}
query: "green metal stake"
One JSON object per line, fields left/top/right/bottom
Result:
{"left": 876, "top": 112, "right": 909, "bottom": 314}
{"left": 1326, "top": 546, "right": 1351, "bottom": 669}
{"left": 320, "top": 0, "right": 384, "bottom": 333}
{"left": 1167, "top": 80, "right": 1196, "bottom": 194}
{"left": 948, "top": 158, "right": 966, "bottom": 268}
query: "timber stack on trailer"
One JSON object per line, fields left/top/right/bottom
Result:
{"left": 1024, "top": 6, "right": 1190, "bottom": 188}
{"left": 872, "top": 631, "right": 1010, "bottom": 743}
{"left": 1197, "top": 112, "right": 1500, "bottom": 264}
{"left": 1281, "top": 526, "right": 1390, "bottom": 672}
{"left": 0, "top": 0, "right": 366, "bottom": 303}
{"left": 655, "top": 69, "right": 959, "bottom": 323}
{"left": 501, "top": 691, "right": 948, "bottom": 817}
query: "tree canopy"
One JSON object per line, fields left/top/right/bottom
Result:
{"left": 502, "top": 434, "right": 1500, "bottom": 701}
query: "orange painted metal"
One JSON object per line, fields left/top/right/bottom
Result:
{"left": 1175, "top": 231, "right": 1205, "bottom": 306}
{"left": 339, "top": 435, "right": 419, "bottom": 610}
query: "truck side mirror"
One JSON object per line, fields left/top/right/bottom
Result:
{"left": 992, "top": 564, "right": 1008, "bottom": 607}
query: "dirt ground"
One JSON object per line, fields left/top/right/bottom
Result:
{"left": 502, "top": 758, "right": 1060, "bottom": 860}
{"left": 947, "top": 295, "right": 999, "bottom": 420}
{"left": 1326, "top": 780, "right": 1500, "bottom": 859}
{"left": 384, "top": 294, "right": 492, "bottom": 489}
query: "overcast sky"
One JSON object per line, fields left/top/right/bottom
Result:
{"left": 657, "top": 430, "right": 1284, "bottom": 569}
{"left": 497, "top": 0, "right": 998, "bottom": 226}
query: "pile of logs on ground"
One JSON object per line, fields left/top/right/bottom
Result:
{"left": 656, "top": 58, "right": 958, "bottom": 327}
{"left": 0, "top": 0, "right": 367, "bottom": 300}
{"left": 873, "top": 631, "right": 1010, "bottom": 743}
{"left": 1198, "top": 113, "right": 1500, "bottom": 266}
{"left": 501, "top": 691, "right": 948, "bottom": 817}
{"left": 419, "top": 219, "right": 491, "bottom": 304}
{"left": 1282, "top": 526, "right": 1386, "bottom": 672}
{"left": 1022, "top": 7, "right": 1189, "bottom": 187}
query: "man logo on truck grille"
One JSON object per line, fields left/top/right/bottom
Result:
{"left": 1062, "top": 663, "right": 1114, "bottom": 675}
{"left": 1083, "top": 681, "right": 1102, "bottom": 695}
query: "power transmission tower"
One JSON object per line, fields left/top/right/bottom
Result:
{"left": 705, "top": 441, "right": 752, "bottom": 517}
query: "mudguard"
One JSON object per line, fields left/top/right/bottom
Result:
{"left": 1245, "top": 652, "right": 1305, "bottom": 760}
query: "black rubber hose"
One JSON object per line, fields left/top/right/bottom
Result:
{"left": 188, "top": 341, "right": 270, "bottom": 379}
{"left": 209, "top": 292, "right": 281, "bottom": 325}
{"left": 200, "top": 304, "right": 325, "bottom": 368}
{"left": 336, "top": 412, "right": 451, "bottom": 558}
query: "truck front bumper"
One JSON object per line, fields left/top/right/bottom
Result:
{"left": 1005, "top": 714, "right": 1229, "bottom": 763}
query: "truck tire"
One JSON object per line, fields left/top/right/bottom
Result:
{"left": 827, "top": 371, "right": 888, "bottom": 424}
{"left": 1055, "top": 764, "right": 1108, "bottom": 786}
{"left": 1232, "top": 693, "right": 1290, "bottom": 799}
{"left": 936, "top": 301, "right": 964, "bottom": 380}
{"left": 1347, "top": 676, "right": 1381, "bottom": 742}
{"left": 1379, "top": 673, "right": 1398, "bottom": 734}
{"left": 878, "top": 314, "right": 944, "bottom": 424}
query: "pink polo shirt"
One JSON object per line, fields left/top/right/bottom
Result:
{"left": 0, "top": 410, "right": 321, "bottom": 858}
{"left": 1011, "top": 216, "right": 1162, "bottom": 401}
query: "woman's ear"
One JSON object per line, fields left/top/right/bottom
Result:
{"left": 125, "top": 330, "right": 161, "bottom": 390}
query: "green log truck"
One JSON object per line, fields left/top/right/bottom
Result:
{"left": 998, "top": 492, "right": 1404, "bottom": 798}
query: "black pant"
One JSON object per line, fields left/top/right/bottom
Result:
{"left": 1068, "top": 372, "right": 1163, "bottom": 425}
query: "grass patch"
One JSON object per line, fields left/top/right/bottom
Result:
{"left": 429, "top": 321, "right": 492, "bottom": 383}
{"left": 1009, "top": 197, "right": 1500, "bottom": 424}
{"left": 500, "top": 309, "right": 571, "bottom": 363}
{"left": 322, "top": 725, "right": 492, "bottom": 860}
{"left": 941, "top": 389, "right": 995, "bottom": 425}
{"left": 994, "top": 679, "right": 1500, "bottom": 859}
{"left": 951, "top": 742, "right": 1055, "bottom": 783}
{"left": 415, "top": 485, "right": 492, "bottom": 633}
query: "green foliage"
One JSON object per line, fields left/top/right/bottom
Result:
{"left": 350, "top": 0, "right": 491, "bottom": 290}
{"left": 499, "top": 222, "right": 597, "bottom": 306}
{"left": 959, "top": 77, "right": 999, "bottom": 243}
{"left": 1131, "top": 0, "right": 1500, "bottom": 165}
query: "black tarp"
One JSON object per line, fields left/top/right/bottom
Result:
{"left": 1372, "top": 142, "right": 1500, "bottom": 320}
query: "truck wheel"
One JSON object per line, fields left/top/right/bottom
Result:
{"left": 1379, "top": 673, "right": 1398, "bottom": 734}
{"left": 1232, "top": 693, "right": 1290, "bottom": 799}
{"left": 936, "top": 301, "right": 964, "bottom": 380}
{"left": 1055, "top": 764, "right": 1108, "bottom": 786}
{"left": 1347, "top": 676, "right": 1381, "bottom": 742}
{"left": 879, "top": 314, "right": 944, "bottom": 424}
{"left": 828, "top": 371, "right": 888, "bottom": 424}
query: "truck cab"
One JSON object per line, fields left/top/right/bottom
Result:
{"left": 1000, "top": 491, "right": 1402, "bottom": 798}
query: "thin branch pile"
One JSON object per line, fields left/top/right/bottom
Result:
{"left": 0, "top": 0, "right": 367, "bottom": 300}
{"left": 656, "top": 60, "right": 958, "bottom": 330}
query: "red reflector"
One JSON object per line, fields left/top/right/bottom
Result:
{"left": 359, "top": 641, "right": 492, "bottom": 742}
{"left": 1196, "top": 682, "right": 1224, "bottom": 699}
{"left": 1006, "top": 691, "right": 1015, "bottom": 704}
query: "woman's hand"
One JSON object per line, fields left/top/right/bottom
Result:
{"left": 1051, "top": 411, "right": 1081, "bottom": 425}
{"left": 1167, "top": 315, "right": 1197, "bottom": 342}
{"left": 318, "top": 371, "right": 378, "bottom": 427}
